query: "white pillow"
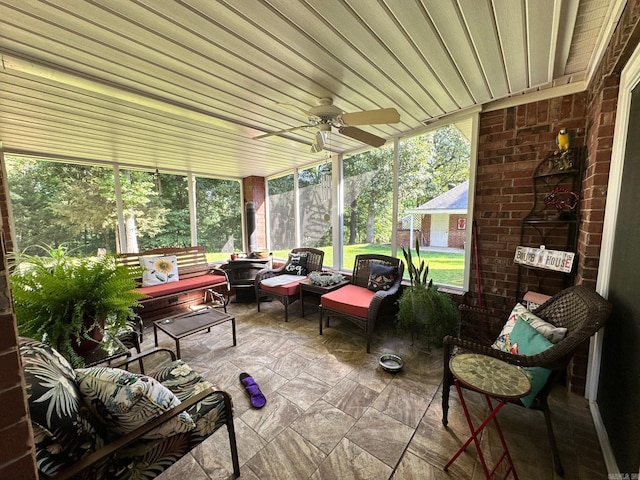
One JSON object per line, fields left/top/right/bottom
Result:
{"left": 492, "top": 303, "right": 567, "bottom": 351}
{"left": 139, "top": 255, "right": 179, "bottom": 287}
{"left": 75, "top": 366, "right": 195, "bottom": 439}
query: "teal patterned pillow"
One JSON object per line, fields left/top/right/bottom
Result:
{"left": 501, "top": 318, "right": 553, "bottom": 408}
{"left": 75, "top": 366, "right": 196, "bottom": 439}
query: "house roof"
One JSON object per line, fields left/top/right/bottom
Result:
{"left": 0, "top": 1, "right": 626, "bottom": 179}
{"left": 407, "top": 181, "right": 469, "bottom": 214}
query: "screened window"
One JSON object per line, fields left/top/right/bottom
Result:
{"left": 196, "top": 177, "right": 242, "bottom": 261}
{"left": 397, "top": 123, "right": 471, "bottom": 287}
{"left": 298, "top": 162, "right": 332, "bottom": 266}
{"left": 267, "top": 174, "right": 295, "bottom": 255}
{"left": 6, "top": 156, "right": 118, "bottom": 255}
{"left": 342, "top": 147, "right": 394, "bottom": 270}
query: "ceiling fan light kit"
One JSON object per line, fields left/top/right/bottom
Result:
{"left": 311, "top": 130, "right": 326, "bottom": 153}
{"left": 253, "top": 97, "right": 400, "bottom": 150}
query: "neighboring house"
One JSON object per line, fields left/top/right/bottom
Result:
{"left": 401, "top": 181, "right": 468, "bottom": 249}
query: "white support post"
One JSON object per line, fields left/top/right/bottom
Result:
{"left": 188, "top": 173, "right": 197, "bottom": 246}
{"left": 113, "top": 164, "right": 127, "bottom": 253}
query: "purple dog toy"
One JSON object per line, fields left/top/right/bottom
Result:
{"left": 239, "top": 372, "right": 266, "bottom": 408}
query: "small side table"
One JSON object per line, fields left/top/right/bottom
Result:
{"left": 299, "top": 279, "right": 349, "bottom": 317}
{"left": 444, "top": 353, "right": 531, "bottom": 479}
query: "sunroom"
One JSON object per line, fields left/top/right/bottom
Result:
{"left": 1, "top": 1, "right": 639, "bottom": 479}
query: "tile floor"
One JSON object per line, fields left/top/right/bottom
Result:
{"left": 143, "top": 299, "right": 607, "bottom": 480}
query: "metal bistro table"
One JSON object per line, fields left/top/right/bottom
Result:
{"left": 444, "top": 353, "right": 531, "bottom": 480}
{"left": 153, "top": 307, "right": 236, "bottom": 359}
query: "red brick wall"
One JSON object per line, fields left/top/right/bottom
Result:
{"left": 570, "top": 0, "right": 640, "bottom": 394}
{"left": 396, "top": 229, "right": 420, "bottom": 248}
{"left": 473, "top": 95, "right": 588, "bottom": 313}
{"left": 471, "top": 0, "right": 640, "bottom": 394}
{"left": 0, "top": 157, "right": 38, "bottom": 479}
{"left": 448, "top": 216, "right": 466, "bottom": 248}
{"left": 242, "top": 176, "right": 267, "bottom": 250}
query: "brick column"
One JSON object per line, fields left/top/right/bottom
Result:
{"left": 242, "top": 176, "right": 267, "bottom": 250}
{"left": 0, "top": 156, "right": 38, "bottom": 479}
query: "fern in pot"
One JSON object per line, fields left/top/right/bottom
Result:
{"left": 10, "top": 245, "right": 144, "bottom": 367}
{"left": 396, "top": 240, "right": 458, "bottom": 347}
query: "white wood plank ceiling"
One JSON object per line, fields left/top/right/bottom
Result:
{"left": 0, "top": 0, "right": 625, "bottom": 179}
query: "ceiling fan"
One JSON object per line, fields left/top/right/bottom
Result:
{"left": 253, "top": 97, "right": 400, "bottom": 152}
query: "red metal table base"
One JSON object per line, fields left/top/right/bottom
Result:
{"left": 444, "top": 379, "right": 519, "bottom": 480}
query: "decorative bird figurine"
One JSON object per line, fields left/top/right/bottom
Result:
{"left": 556, "top": 128, "right": 571, "bottom": 151}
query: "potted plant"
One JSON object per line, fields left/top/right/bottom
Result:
{"left": 396, "top": 240, "right": 458, "bottom": 347}
{"left": 10, "top": 245, "right": 144, "bottom": 366}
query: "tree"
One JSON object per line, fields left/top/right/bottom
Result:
{"left": 196, "top": 177, "right": 242, "bottom": 252}
{"left": 6, "top": 157, "right": 169, "bottom": 254}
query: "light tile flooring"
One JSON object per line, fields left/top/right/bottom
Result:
{"left": 145, "top": 299, "right": 607, "bottom": 480}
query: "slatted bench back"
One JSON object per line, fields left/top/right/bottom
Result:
{"left": 117, "top": 246, "right": 211, "bottom": 279}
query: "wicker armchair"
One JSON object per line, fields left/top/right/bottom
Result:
{"left": 255, "top": 247, "right": 325, "bottom": 321}
{"left": 442, "top": 285, "right": 612, "bottom": 476}
{"left": 319, "top": 254, "right": 404, "bottom": 353}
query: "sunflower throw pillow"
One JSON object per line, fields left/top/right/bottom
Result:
{"left": 139, "top": 255, "right": 179, "bottom": 287}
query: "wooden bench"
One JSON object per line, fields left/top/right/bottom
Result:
{"left": 117, "top": 246, "right": 229, "bottom": 325}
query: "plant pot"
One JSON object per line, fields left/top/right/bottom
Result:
{"left": 71, "top": 318, "right": 105, "bottom": 356}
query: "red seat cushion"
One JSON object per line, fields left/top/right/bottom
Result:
{"left": 137, "top": 274, "right": 226, "bottom": 298}
{"left": 321, "top": 284, "right": 374, "bottom": 318}
{"left": 260, "top": 280, "right": 302, "bottom": 297}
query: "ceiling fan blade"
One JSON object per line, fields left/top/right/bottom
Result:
{"left": 253, "top": 125, "right": 309, "bottom": 140}
{"left": 339, "top": 126, "right": 387, "bottom": 147}
{"left": 277, "top": 102, "right": 315, "bottom": 118}
{"left": 340, "top": 108, "right": 400, "bottom": 126}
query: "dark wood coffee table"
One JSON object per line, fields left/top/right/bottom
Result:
{"left": 299, "top": 278, "right": 349, "bottom": 317}
{"left": 153, "top": 307, "right": 236, "bottom": 358}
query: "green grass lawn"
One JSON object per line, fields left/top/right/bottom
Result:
{"left": 209, "top": 243, "right": 465, "bottom": 287}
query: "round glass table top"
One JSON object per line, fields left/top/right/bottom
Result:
{"left": 450, "top": 353, "right": 531, "bottom": 399}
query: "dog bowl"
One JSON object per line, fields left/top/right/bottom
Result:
{"left": 379, "top": 354, "right": 404, "bottom": 373}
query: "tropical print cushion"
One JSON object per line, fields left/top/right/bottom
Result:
{"left": 367, "top": 262, "right": 398, "bottom": 291}
{"left": 21, "top": 339, "right": 231, "bottom": 480}
{"left": 149, "top": 360, "right": 229, "bottom": 441}
{"left": 19, "top": 338, "right": 106, "bottom": 477}
{"left": 75, "top": 366, "right": 196, "bottom": 439}
{"left": 139, "top": 255, "right": 179, "bottom": 287}
{"left": 284, "top": 252, "right": 308, "bottom": 276}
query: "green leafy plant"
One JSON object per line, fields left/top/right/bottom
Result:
{"left": 10, "top": 244, "right": 144, "bottom": 366}
{"left": 397, "top": 239, "right": 458, "bottom": 347}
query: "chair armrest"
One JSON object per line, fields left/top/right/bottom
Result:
{"left": 255, "top": 266, "right": 286, "bottom": 283}
{"left": 50, "top": 388, "right": 229, "bottom": 480}
{"left": 443, "top": 335, "right": 570, "bottom": 371}
{"left": 112, "top": 347, "right": 177, "bottom": 374}
{"left": 367, "top": 281, "right": 403, "bottom": 322}
{"left": 208, "top": 266, "right": 231, "bottom": 290}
